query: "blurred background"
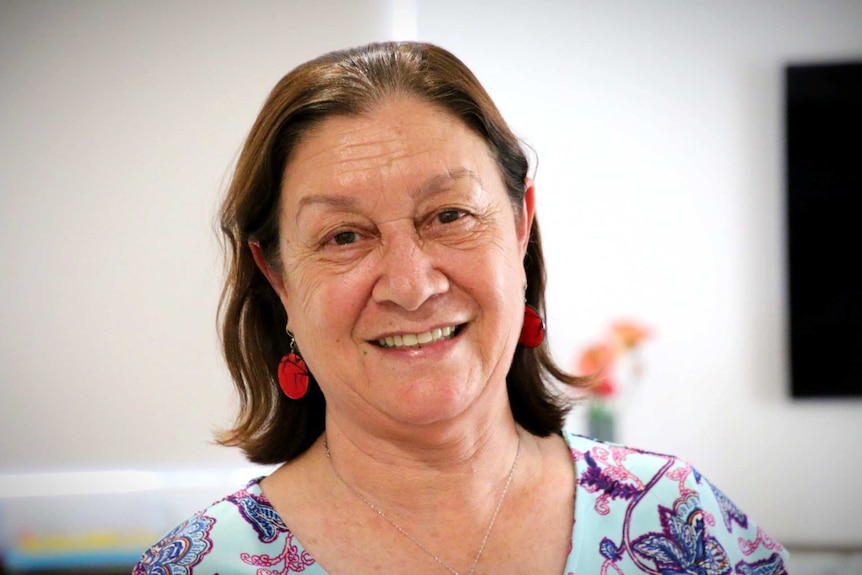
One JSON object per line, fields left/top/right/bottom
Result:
{"left": 1, "top": 1, "right": 860, "bottom": 573}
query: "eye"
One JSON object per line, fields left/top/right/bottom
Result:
{"left": 437, "top": 209, "right": 465, "bottom": 224}
{"left": 332, "top": 231, "right": 359, "bottom": 245}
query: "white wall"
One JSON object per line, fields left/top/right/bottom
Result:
{"left": 0, "top": 0, "right": 394, "bottom": 470}
{"left": 1, "top": 0, "right": 860, "bottom": 550}
{"left": 417, "top": 0, "right": 862, "bottom": 547}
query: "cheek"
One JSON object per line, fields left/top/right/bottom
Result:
{"left": 284, "top": 258, "right": 373, "bottom": 338}
{"left": 281, "top": 256, "right": 326, "bottom": 337}
{"left": 457, "top": 244, "right": 526, "bottom": 317}
{"left": 488, "top": 245, "right": 529, "bottom": 329}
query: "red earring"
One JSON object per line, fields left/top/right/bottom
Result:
{"left": 519, "top": 304, "right": 545, "bottom": 348}
{"left": 278, "top": 333, "right": 309, "bottom": 399}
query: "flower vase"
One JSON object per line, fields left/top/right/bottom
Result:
{"left": 587, "top": 400, "right": 616, "bottom": 443}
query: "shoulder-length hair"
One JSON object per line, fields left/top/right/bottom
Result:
{"left": 217, "top": 41, "right": 585, "bottom": 464}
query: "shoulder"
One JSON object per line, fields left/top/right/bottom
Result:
{"left": 563, "top": 429, "right": 687, "bottom": 490}
{"left": 132, "top": 478, "right": 320, "bottom": 574}
{"left": 562, "top": 429, "right": 789, "bottom": 574}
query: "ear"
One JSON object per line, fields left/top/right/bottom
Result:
{"left": 517, "top": 177, "right": 537, "bottom": 256}
{"left": 249, "top": 241, "right": 287, "bottom": 300}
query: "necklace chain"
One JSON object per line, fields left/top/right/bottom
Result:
{"left": 323, "top": 435, "right": 521, "bottom": 575}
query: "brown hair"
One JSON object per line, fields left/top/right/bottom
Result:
{"left": 217, "top": 41, "right": 586, "bottom": 464}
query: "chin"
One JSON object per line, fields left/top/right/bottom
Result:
{"left": 384, "top": 379, "right": 486, "bottom": 426}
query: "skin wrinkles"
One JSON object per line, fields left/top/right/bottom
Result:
{"left": 320, "top": 193, "right": 501, "bottom": 258}
{"left": 293, "top": 168, "right": 487, "bottom": 224}
{"left": 270, "top": 97, "right": 533, "bottom": 446}
{"left": 288, "top": 170, "right": 509, "bottom": 280}
{"left": 287, "top": 118, "right": 455, "bottom": 199}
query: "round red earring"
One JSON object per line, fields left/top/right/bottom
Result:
{"left": 278, "top": 334, "right": 309, "bottom": 399}
{"left": 519, "top": 304, "right": 546, "bottom": 348}
{"left": 278, "top": 353, "right": 309, "bottom": 399}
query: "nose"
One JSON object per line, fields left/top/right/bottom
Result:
{"left": 371, "top": 231, "right": 449, "bottom": 311}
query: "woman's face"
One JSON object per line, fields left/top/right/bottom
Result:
{"left": 272, "top": 97, "right": 534, "bottom": 432}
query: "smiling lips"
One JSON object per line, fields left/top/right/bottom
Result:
{"left": 377, "top": 325, "right": 458, "bottom": 349}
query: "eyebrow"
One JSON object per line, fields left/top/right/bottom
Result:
{"left": 294, "top": 168, "right": 484, "bottom": 220}
{"left": 416, "top": 168, "right": 483, "bottom": 196}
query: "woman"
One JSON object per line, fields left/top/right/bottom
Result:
{"left": 135, "top": 42, "right": 788, "bottom": 574}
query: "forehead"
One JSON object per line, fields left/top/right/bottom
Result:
{"left": 280, "top": 98, "right": 501, "bottom": 199}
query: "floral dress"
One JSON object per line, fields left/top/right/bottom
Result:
{"left": 133, "top": 430, "right": 788, "bottom": 574}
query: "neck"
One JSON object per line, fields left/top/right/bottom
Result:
{"left": 323, "top": 430, "right": 522, "bottom": 575}
{"left": 320, "top": 409, "right": 523, "bottom": 517}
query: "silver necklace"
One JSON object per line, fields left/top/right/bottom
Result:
{"left": 323, "top": 435, "right": 521, "bottom": 575}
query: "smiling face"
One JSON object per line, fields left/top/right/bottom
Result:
{"left": 270, "top": 97, "right": 534, "bottom": 435}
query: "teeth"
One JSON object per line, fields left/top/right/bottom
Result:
{"left": 379, "top": 326, "right": 457, "bottom": 349}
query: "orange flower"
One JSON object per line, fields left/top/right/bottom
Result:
{"left": 610, "top": 320, "right": 651, "bottom": 351}
{"left": 575, "top": 321, "right": 651, "bottom": 402}
{"left": 577, "top": 342, "right": 616, "bottom": 376}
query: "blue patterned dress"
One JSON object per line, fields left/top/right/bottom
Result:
{"left": 133, "top": 430, "right": 789, "bottom": 574}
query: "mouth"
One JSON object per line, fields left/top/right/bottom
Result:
{"left": 376, "top": 325, "right": 462, "bottom": 349}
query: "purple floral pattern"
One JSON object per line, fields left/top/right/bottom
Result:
{"left": 134, "top": 432, "right": 787, "bottom": 573}
{"left": 133, "top": 479, "right": 317, "bottom": 574}
{"left": 631, "top": 494, "right": 731, "bottom": 574}
{"left": 571, "top": 434, "right": 788, "bottom": 575}
{"left": 709, "top": 482, "right": 749, "bottom": 533}
{"left": 226, "top": 489, "right": 288, "bottom": 543}
{"left": 132, "top": 513, "right": 214, "bottom": 575}
{"left": 734, "top": 552, "right": 788, "bottom": 575}
{"left": 581, "top": 450, "right": 644, "bottom": 503}
{"left": 575, "top": 445, "right": 647, "bottom": 515}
